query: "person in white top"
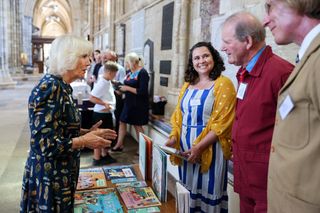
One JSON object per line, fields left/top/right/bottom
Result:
{"left": 90, "top": 61, "right": 118, "bottom": 165}
{"left": 98, "top": 50, "right": 127, "bottom": 146}
{"left": 263, "top": 0, "right": 320, "bottom": 212}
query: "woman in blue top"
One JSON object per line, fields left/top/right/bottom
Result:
{"left": 20, "top": 35, "right": 117, "bottom": 212}
{"left": 111, "top": 52, "right": 149, "bottom": 152}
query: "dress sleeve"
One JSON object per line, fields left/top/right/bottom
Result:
{"left": 136, "top": 69, "right": 149, "bottom": 96}
{"left": 210, "top": 76, "right": 236, "bottom": 159}
{"left": 29, "top": 80, "right": 74, "bottom": 157}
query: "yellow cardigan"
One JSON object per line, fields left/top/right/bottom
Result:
{"left": 169, "top": 75, "right": 236, "bottom": 173}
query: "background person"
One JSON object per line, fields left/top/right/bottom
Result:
{"left": 87, "top": 49, "right": 102, "bottom": 89}
{"left": 111, "top": 52, "right": 149, "bottom": 152}
{"left": 263, "top": 0, "right": 320, "bottom": 212}
{"left": 98, "top": 50, "right": 126, "bottom": 147}
{"left": 165, "top": 41, "right": 236, "bottom": 212}
{"left": 90, "top": 61, "right": 119, "bottom": 166}
{"left": 20, "top": 35, "right": 117, "bottom": 212}
{"left": 221, "top": 12, "right": 293, "bottom": 213}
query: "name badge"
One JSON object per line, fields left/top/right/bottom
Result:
{"left": 237, "top": 83, "right": 247, "bottom": 100}
{"left": 190, "top": 99, "right": 201, "bottom": 106}
{"left": 279, "top": 95, "right": 294, "bottom": 120}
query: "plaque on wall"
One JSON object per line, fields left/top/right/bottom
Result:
{"left": 160, "top": 77, "right": 168, "bottom": 87}
{"left": 161, "top": 2, "right": 174, "bottom": 50}
{"left": 159, "top": 60, "right": 171, "bottom": 75}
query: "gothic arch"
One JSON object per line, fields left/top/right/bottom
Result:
{"left": 23, "top": 0, "right": 81, "bottom": 36}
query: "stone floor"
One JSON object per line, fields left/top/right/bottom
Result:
{"left": 0, "top": 78, "right": 139, "bottom": 212}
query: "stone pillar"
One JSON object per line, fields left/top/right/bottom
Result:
{"left": 6, "top": 0, "right": 23, "bottom": 75}
{"left": 166, "top": 0, "right": 191, "bottom": 118}
{"left": 22, "top": 16, "right": 33, "bottom": 65}
{"left": 200, "top": 0, "right": 219, "bottom": 41}
{"left": 171, "top": 0, "right": 190, "bottom": 89}
{"left": 0, "top": 0, "right": 16, "bottom": 88}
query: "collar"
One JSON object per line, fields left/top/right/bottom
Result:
{"left": 246, "top": 46, "right": 266, "bottom": 72}
{"left": 298, "top": 23, "right": 320, "bottom": 61}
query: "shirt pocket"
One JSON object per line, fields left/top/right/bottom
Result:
{"left": 277, "top": 103, "right": 310, "bottom": 149}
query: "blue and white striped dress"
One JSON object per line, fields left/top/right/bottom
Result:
{"left": 179, "top": 85, "right": 228, "bottom": 213}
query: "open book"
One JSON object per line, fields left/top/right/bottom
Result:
{"left": 156, "top": 145, "right": 188, "bottom": 161}
{"left": 176, "top": 182, "right": 190, "bottom": 213}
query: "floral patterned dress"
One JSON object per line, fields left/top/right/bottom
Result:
{"left": 20, "top": 74, "right": 81, "bottom": 213}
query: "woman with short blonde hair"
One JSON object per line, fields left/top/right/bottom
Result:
{"left": 111, "top": 52, "right": 149, "bottom": 152}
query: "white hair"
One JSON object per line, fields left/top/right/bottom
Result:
{"left": 124, "top": 52, "right": 144, "bottom": 70}
{"left": 48, "top": 35, "right": 92, "bottom": 76}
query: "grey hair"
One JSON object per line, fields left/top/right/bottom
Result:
{"left": 281, "top": 0, "right": 320, "bottom": 19}
{"left": 48, "top": 35, "right": 92, "bottom": 76}
{"left": 224, "top": 12, "right": 266, "bottom": 43}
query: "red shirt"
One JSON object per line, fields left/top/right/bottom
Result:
{"left": 232, "top": 46, "right": 293, "bottom": 199}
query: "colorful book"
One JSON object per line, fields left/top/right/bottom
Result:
{"left": 103, "top": 165, "right": 137, "bottom": 183}
{"left": 74, "top": 188, "right": 123, "bottom": 213}
{"left": 127, "top": 206, "right": 161, "bottom": 213}
{"left": 152, "top": 144, "right": 167, "bottom": 202}
{"left": 116, "top": 181, "right": 148, "bottom": 188}
{"left": 117, "top": 186, "right": 161, "bottom": 209}
{"left": 77, "top": 167, "right": 108, "bottom": 190}
{"left": 139, "top": 133, "right": 153, "bottom": 180}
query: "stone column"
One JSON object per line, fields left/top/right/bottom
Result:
{"left": 0, "top": 0, "right": 16, "bottom": 88}
{"left": 200, "top": 0, "right": 219, "bottom": 41}
{"left": 171, "top": 0, "right": 190, "bottom": 89}
{"left": 22, "top": 16, "right": 33, "bottom": 65}
{"left": 166, "top": 0, "right": 191, "bottom": 118}
{"left": 6, "top": 0, "right": 23, "bottom": 75}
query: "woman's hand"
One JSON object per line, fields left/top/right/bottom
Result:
{"left": 80, "top": 120, "right": 103, "bottom": 135}
{"left": 183, "top": 145, "right": 202, "bottom": 164}
{"left": 119, "top": 85, "right": 137, "bottom": 94}
{"left": 89, "top": 120, "right": 103, "bottom": 131}
{"left": 91, "top": 128, "right": 117, "bottom": 140}
{"left": 119, "top": 85, "right": 129, "bottom": 92}
{"left": 165, "top": 137, "right": 176, "bottom": 148}
{"left": 81, "top": 129, "right": 117, "bottom": 149}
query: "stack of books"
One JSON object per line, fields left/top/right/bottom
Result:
{"left": 75, "top": 164, "right": 162, "bottom": 212}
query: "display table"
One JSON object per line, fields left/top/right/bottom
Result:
{"left": 76, "top": 164, "right": 176, "bottom": 212}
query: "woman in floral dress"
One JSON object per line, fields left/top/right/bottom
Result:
{"left": 20, "top": 35, "right": 117, "bottom": 212}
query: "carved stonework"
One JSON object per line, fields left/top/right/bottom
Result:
{"left": 200, "top": 0, "right": 219, "bottom": 41}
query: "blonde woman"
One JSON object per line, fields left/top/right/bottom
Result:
{"left": 111, "top": 52, "right": 149, "bottom": 152}
{"left": 20, "top": 35, "right": 117, "bottom": 212}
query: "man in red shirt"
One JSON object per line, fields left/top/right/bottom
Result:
{"left": 221, "top": 12, "right": 293, "bottom": 213}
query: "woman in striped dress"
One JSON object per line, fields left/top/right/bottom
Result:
{"left": 166, "top": 42, "right": 236, "bottom": 212}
